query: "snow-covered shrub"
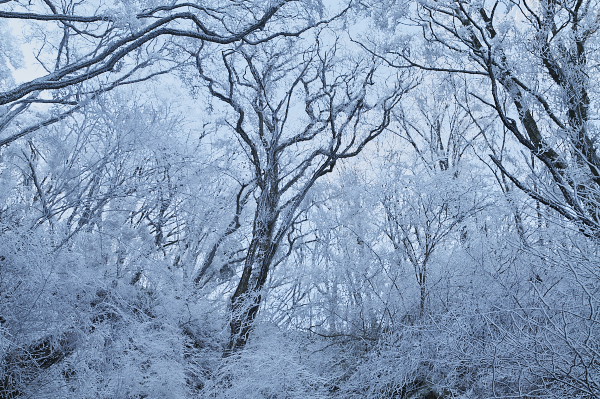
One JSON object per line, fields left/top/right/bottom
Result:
{"left": 202, "top": 322, "right": 331, "bottom": 399}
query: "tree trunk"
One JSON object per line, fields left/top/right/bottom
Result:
{"left": 226, "top": 163, "right": 279, "bottom": 354}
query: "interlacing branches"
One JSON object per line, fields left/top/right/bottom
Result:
{"left": 377, "top": 0, "right": 600, "bottom": 237}
{"left": 196, "top": 32, "right": 414, "bottom": 352}
{"left": 0, "top": 0, "right": 338, "bottom": 148}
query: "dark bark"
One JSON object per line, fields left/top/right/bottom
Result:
{"left": 417, "top": 0, "right": 600, "bottom": 235}
{"left": 0, "top": 331, "right": 78, "bottom": 399}
{"left": 226, "top": 160, "right": 279, "bottom": 354}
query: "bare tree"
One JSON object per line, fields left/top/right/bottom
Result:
{"left": 375, "top": 0, "right": 600, "bottom": 237}
{"left": 0, "top": 0, "right": 329, "bottom": 149}
{"left": 358, "top": 2, "right": 600, "bottom": 395}
{"left": 197, "top": 32, "right": 413, "bottom": 352}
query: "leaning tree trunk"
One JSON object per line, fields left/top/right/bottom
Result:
{"left": 226, "top": 161, "right": 279, "bottom": 354}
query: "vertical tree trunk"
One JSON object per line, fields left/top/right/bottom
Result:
{"left": 418, "top": 270, "right": 427, "bottom": 318}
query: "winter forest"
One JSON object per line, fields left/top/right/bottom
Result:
{"left": 0, "top": 0, "right": 599, "bottom": 398}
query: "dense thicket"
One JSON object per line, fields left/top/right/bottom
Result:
{"left": 0, "top": 0, "right": 598, "bottom": 398}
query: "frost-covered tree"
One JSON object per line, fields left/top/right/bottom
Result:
{"left": 196, "top": 31, "right": 412, "bottom": 352}
{"left": 1, "top": 1, "right": 599, "bottom": 398}
{"left": 0, "top": 0, "right": 333, "bottom": 150}
{"left": 377, "top": 0, "right": 600, "bottom": 237}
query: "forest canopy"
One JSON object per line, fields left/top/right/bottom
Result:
{"left": 0, "top": 0, "right": 598, "bottom": 398}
